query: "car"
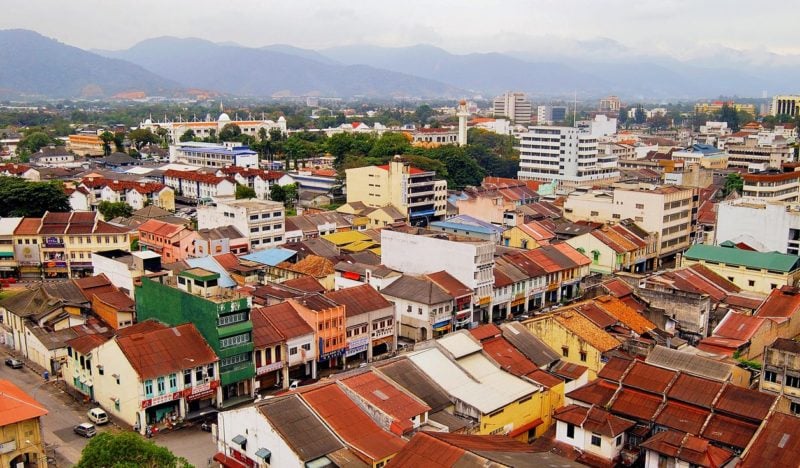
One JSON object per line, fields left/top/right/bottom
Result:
{"left": 4, "top": 358, "right": 22, "bottom": 369}
{"left": 87, "top": 408, "right": 109, "bottom": 425}
{"left": 73, "top": 423, "right": 96, "bottom": 438}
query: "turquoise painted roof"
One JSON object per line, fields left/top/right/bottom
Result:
{"left": 684, "top": 244, "right": 800, "bottom": 272}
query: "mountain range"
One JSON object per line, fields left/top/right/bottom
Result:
{"left": 2, "top": 29, "right": 800, "bottom": 101}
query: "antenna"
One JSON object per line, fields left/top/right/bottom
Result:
{"left": 573, "top": 91, "right": 578, "bottom": 128}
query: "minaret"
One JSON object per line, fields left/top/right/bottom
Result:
{"left": 457, "top": 99, "right": 469, "bottom": 146}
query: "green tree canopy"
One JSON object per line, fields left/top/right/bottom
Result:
{"left": 367, "top": 132, "right": 411, "bottom": 160}
{"left": 0, "top": 177, "right": 70, "bottom": 217}
{"left": 218, "top": 123, "right": 242, "bottom": 142}
{"left": 723, "top": 173, "right": 743, "bottom": 197}
{"left": 270, "top": 183, "right": 298, "bottom": 206}
{"left": 414, "top": 105, "right": 434, "bottom": 125}
{"left": 97, "top": 201, "right": 134, "bottom": 219}
{"left": 718, "top": 104, "right": 740, "bottom": 132}
{"left": 99, "top": 131, "right": 114, "bottom": 156}
{"left": 18, "top": 131, "right": 59, "bottom": 154}
{"left": 235, "top": 184, "right": 257, "bottom": 199}
{"left": 128, "top": 128, "right": 159, "bottom": 151}
{"left": 76, "top": 432, "right": 192, "bottom": 468}
{"left": 179, "top": 129, "right": 196, "bottom": 142}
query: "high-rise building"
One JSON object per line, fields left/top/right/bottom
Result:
{"left": 536, "top": 105, "right": 568, "bottom": 124}
{"left": 516, "top": 126, "right": 619, "bottom": 187}
{"left": 492, "top": 92, "right": 532, "bottom": 123}
{"left": 771, "top": 95, "right": 800, "bottom": 116}
{"left": 599, "top": 96, "right": 621, "bottom": 112}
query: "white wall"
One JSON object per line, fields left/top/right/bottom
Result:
{"left": 217, "top": 406, "right": 305, "bottom": 468}
{"left": 92, "top": 340, "right": 142, "bottom": 428}
{"left": 716, "top": 199, "right": 798, "bottom": 253}
{"left": 91, "top": 255, "right": 135, "bottom": 295}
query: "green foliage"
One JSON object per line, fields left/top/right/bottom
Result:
{"left": 0, "top": 177, "right": 70, "bottom": 216}
{"left": 128, "top": 128, "right": 159, "bottom": 151}
{"left": 414, "top": 105, "right": 434, "bottom": 125}
{"left": 99, "top": 131, "right": 114, "bottom": 156}
{"left": 367, "top": 132, "right": 411, "bottom": 160}
{"left": 270, "top": 183, "right": 298, "bottom": 206}
{"left": 218, "top": 123, "right": 242, "bottom": 142}
{"left": 723, "top": 173, "right": 743, "bottom": 196}
{"left": 18, "top": 131, "right": 60, "bottom": 154}
{"left": 718, "top": 104, "right": 740, "bottom": 132}
{"left": 235, "top": 184, "right": 257, "bottom": 199}
{"left": 76, "top": 432, "right": 192, "bottom": 468}
{"left": 179, "top": 129, "right": 196, "bottom": 142}
{"left": 98, "top": 201, "right": 134, "bottom": 220}
{"left": 419, "top": 145, "right": 486, "bottom": 188}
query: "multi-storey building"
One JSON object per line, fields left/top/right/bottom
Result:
{"left": 599, "top": 95, "right": 621, "bottom": 112}
{"left": 381, "top": 228, "right": 494, "bottom": 322}
{"left": 163, "top": 170, "right": 236, "bottom": 201}
{"left": 694, "top": 101, "right": 757, "bottom": 118}
{"left": 138, "top": 219, "right": 198, "bottom": 263}
{"left": 742, "top": 167, "right": 800, "bottom": 202}
{"left": 0, "top": 217, "right": 21, "bottom": 278}
{"left": 760, "top": 338, "right": 800, "bottom": 415}
{"left": 289, "top": 295, "right": 346, "bottom": 370}
{"left": 170, "top": 142, "right": 259, "bottom": 169}
{"left": 716, "top": 197, "right": 800, "bottom": 254}
{"left": 135, "top": 269, "right": 255, "bottom": 407}
{"left": 492, "top": 92, "right": 532, "bottom": 123}
{"left": 197, "top": 198, "right": 285, "bottom": 250}
{"left": 771, "top": 95, "right": 800, "bottom": 116}
{"left": 725, "top": 134, "right": 792, "bottom": 169}
{"left": 563, "top": 184, "right": 696, "bottom": 261}
{"left": 346, "top": 159, "right": 447, "bottom": 226}
{"left": 140, "top": 113, "right": 287, "bottom": 144}
{"left": 517, "top": 126, "right": 619, "bottom": 188}
{"left": 0, "top": 380, "right": 48, "bottom": 468}
{"left": 536, "top": 105, "right": 567, "bottom": 125}
{"left": 67, "top": 133, "right": 104, "bottom": 156}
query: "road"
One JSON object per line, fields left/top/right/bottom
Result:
{"left": 1, "top": 349, "right": 216, "bottom": 467}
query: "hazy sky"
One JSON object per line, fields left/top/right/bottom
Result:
{"left": 4, "top": 0, "right": 798, "bottom": 57}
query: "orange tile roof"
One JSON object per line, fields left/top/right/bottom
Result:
{"left": 0, "top": 379, "right": 48, "bottom": 425}
{"left": 594, "top": 295, "right": 656, "bottom": 334}
{"left": 116, "top": 323, "right": 218, "bottom": 379}
{"left": 552, "top": 309, "right": 621, "bottom": 352}
{"left": 14, "top": 217, "right": 42, "bottom": 235}
{"left": 425, "top": 271, "right": 471, "bottom": 298}
{"left": 340, "top": 371, "right": 430, "bottom": 435}
{"left": 480, "top": 336, "right": 540, "bottom": 379}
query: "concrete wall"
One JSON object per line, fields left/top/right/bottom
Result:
{"left": 217, "top": 406, "right": 305, "bottom": 468}
{"left": 635, "top": 286, "right": 710, "bottom": 339}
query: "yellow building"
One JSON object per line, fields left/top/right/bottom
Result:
{"left": 68, "top": 133, "right": 105, "bottom": 156}
{"left": 501, "top": 221, "right": 555, "bottom": 249}
{"left": 0, "top": 379, "right": 48, "bottom": 468}
{"left": 694, "top": 101, "right": 757, "bottom": 117}
{"left": 523, "top": 309, "right": 621, "bottom": 379}
{"left": 345, "top": 159, "right": 448, "bottom": 225}
{"left": 760, "top": 338, "right": 800, "bottom": 414}
{"left": 681, "top": 243, "right": 800, "bottom": 294}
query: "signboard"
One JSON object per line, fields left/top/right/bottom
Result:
{"left": 256, "top": 361, "right": 284, "bottom": 376}
{"left": 14, "top": 244, "right": 40, "bottom": 264}
{"left": 141, "top": 391, "right": 182, "bottom": 409}
{"left": 345, "top": 337, "right": 370, "bottom": 357}
{"left": 185, "top": 380, "right": 219, "bottom": 401}
{"left": 0, "top": 439, "right": 16, "bottom": 455}
{"left": 45, "top": 237, "right": 63, "bottom": 247}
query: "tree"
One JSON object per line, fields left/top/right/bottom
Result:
{"left": 97, "top": 201, "right": 134, "bottom": 219}
{"left": 270, "top": 183, "right": 286, "bottom": 203}
{"left": 128, "top": 128, "right": 159, "bottom": 151}
{"left": 414, "top": 105, "right": 434, "bottom": 125}
{"left": 18, "top": 131, "right": 57, "bottom": 154}
{"left": 76, "top": 432, "right": 192, "bottom": 468}
{"left": 634, "top": 106, "right": 646, "bottom": 124}
{"left": 718, "top": 104, "right": 740, "bottom": 132}
{"left": 0, "top": 177, "right": 70, "bottom": 217}
{"left": 324, "top": 132, "right": 354, "bottom": 166}
{"left": 270, "top": 183, "right": 298, "bottom": 206}
{"left": 179, "top": 129, "right": 196, "bottom": 142}
{"left": 723, "top": 173, "right": 743, "bottom": 197}
{"left": 618, "top": 107, "right": 629, "bottom": 125}
{"left": 113, "top": 132, "right": 126, "bottom": 153}
{"left": 218, "top": 123, "right": 242, "bottom": 142}
{"left": 99, "top": 131, "right": 114, "bottom": 156}
{"left": 424, "top": 145, "right": 486, "bottom": 188}
{"left": 367, "top": 132, "right": 411, "bottom": 160}
{"left": 235, "top": 184, "right": 257, "bottom": 199}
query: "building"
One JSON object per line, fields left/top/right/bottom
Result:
{"left": 680, "top": 243, "right": 800, "bottom": 294}
{"left": 553, "top": 404, "right": 635, "bottom": 465}
{"left": 725, "top": 134, "right": 792, "bottom": 169}
{"left": 68, "top": 133, "right": 104, "bottom": 156}
{"left": 381, "top": 228, "right": 494, "bottom": 321}
{"left": 91, "top": 179, "right": 175, "bottom": 211}
{"left": 169, "top": 141, "right": 258, "bottom": 168}
{"left": 577, "top": 114, "right": 618, "bottom": 138}
{"left": 517, "top": 126, "right": 619, "bottom": 187}
{"left": 501, "top": 221, "right": 556, "bottom": 249}
{"left": 135, "top": 270, "right": 255, "bottom": 407}
{"left": 742, "top": 167, "right": 800, "bottom": 202}
{"left": 565, "top": 221, "right": 656, "bottom": 274}
{"left": 407, "top": 128, "right": 460, "bottom": 146}
{"left": 640, "top": 430, "right": 735, "bottom": 468}
{"left": 0, "top": 380, "right": 48, "bottom": 468}
{"left": 163, "top": 170, "right": 236, "bottom": 201}
{"left": 138, "top": 219, "right": 198, "bottom": 263}
{"left": 252, "top": 302, "right": 317, "bottom": 384}
{"left": 537, "top": 105, "right": 567, "bottom": 125}
{"left": 760, "top": 338, "right": 800, "bottom": 415}
{"left": 0, "top": 217, "right": 21, "bottom": 278}
{"left": 564, "top": 184, "right": 696, "bottom": 261}
{"left": 738, "top": 412, "right": 800, "bottom": 468}
{"left": 695, "top": 100, "right": 757, "bottom": 118}
{"left": 492, "top": 92, "right": 532, "bottom": 123}
{"left": 428, "top": 214, "right": 505, "bottom": 243}
{"left": 218, "top": 166, "right": 284, "bottom": 201}
{"left": 91, "top": 250, "right": 163, "bottom": 297}
{"left": 140, "top": 113, "right": 287, "bottom": 144}
{"left": 715, "top": 197, "right": 800, "bottom": 253}
{"left": 381, "top": 274, "right": 460, "bottom": 342}
{"left": 345, "top": 159, "right": 448, "bottom": 226}
{"left": 85, "top": 322, "right": 219, "bottom": 432}
{"left": 287, "top": 295, "right": 346, "bottom": 370}
{"left": 197, "top": 198, "right": 286, "bottom": 250}
{"left": 325, "top": 284, "right": 396, "bottom": 363}
{"left": 391, "top": 432, "right": 551, "bottom": 468}
{"left": 771, "top": 95, "right": 800, "bottom": 116}
{"left": 600, "top": 96, "right": 621, "bottom": 112}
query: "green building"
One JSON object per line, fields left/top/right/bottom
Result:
{"left": 135, "top": 268, "right": 255, "bottom": 407}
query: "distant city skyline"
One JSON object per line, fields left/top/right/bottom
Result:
{"left": 4, "top": 0, "right": 800, "bottom": 60}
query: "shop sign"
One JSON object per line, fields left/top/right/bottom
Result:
{"left": 184, "top": 379, "right": 220, "bottom": 401}
{"left": 256, "top": 361, "right": 284, "bottom": 376}
{"left": 319, "top": 348, "right": 345, "bottom": 361}
{"left": 0, "top": 439, "right": 16, "bottom": 455}
{"left": 141, "top": 391, "right": 182, "bottom": 409}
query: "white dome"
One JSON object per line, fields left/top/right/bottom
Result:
{"left": 218, "top": 113, "right": 231, "bottom": 122}
{"left": 144, "top": 118, "right": 152, "bottom": 125}
{"left": 278, "top": 116, "right": 286, "bottom": 122}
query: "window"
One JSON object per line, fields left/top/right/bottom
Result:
{"left": 220, "top": 332, "right": 251, "bottom": 348}
{"left": 635, "top": 203, "right": 644, "bottom": 209}
{"left": 207, "top": 364, "right": 214, "bottom": 378}
{"left": 616, "top": 435, "right": 623, "bottom": 447}
{"left": 184, "top": 369, "right": 192, "bottom": 386}
{"left": 748, "top": 280, "right": 755, "bottom": 287}
{"left": 156, "top": 377, "right": 166, "bottom": 395}
{"left": 566, "top": 423, "right": 575, "bottom": 439}
{"left": 764, "top": 371, "right": 778, "bottom": 383}
{"left": 219, "top": 312, "right": 247, "bottom": 326}
{"left": 791, "top": 401, "right": 800, "bottom": 415}
{"left": 591, "top": 433, "right": 602, "bottom": 447}
{"left": 196, "top": 367, "right": 203, "bottom": 381}
{"left": 144, "top": 380, "right": 153, "bottom": 397}
{"left": 786, "top": 375, "right": 800, "bottom": 388}
{"left": 114, "top": 399, "right": 120, "bottom": 411}
{"left": 580, "top": 351, "right": 587, "bottom": 362}
{"left": 98, "top": 366, "right": 104, "bottom": 375}
{"left": 169, "top": 373, "right": 177, "bottom": 391}
{"left": 301, "top": 343, "right": 311, "bottom": 351}
{"left": 590, "top": 211, "right": 599, "bottom": 216}
{"left": 407, "top": 305, "right": 412, "bottom": 313}
{"left": 562, "top": 346, "right": 569, "bottom": 357}
{"left": 289, "top": 347, "right": 298, "bottom": 355}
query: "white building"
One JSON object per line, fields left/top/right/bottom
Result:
{"left": 493, "top": 92, "right": 532, "bottom": 123}
{"left": 715, "top": 197, "right": 800, "bottom": 254}
{"left": 169, "top": 142, "right": 259, "bottom": 169}
{"left": 553, "top": 405, "right": 634, "bottom": 463}
{"left": 91, "top": 250, "right": 163, "bottom": 297}
{"left": 537, "top": 105, "right": 567, "bottom": 125}
{"left": 517, "top": 126, "right": 619, "bottom": 187}
{"left": 380, "top": 229, "right": 494, "bottom": 316}
{"left": 140, "top": 113, "right": 287, "bottom": 145}
{"left": 163, "top": 170, "right": 236, "bottom": 201}
{"left": 197, "top": 198, "right": 286, "bottom": 250}
{"left": 577, "top": 115, "right": 618, "bottom": 138}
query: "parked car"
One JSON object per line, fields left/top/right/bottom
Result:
{"left": 73, "top": 423, "right": 96, "bottom": 438}
{"left": 87, "top": 408, "right": 109, "bottom": 425}
{"left": 4, "top": 358, "right": 23, "bottom": 369}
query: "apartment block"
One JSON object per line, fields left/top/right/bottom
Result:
{"left": 170, "top": 142, "right": 259, "bottom": 169}
{"left": 197, "top": 198, "right": 286, "bottom": 250}
{"left": 493, "top": 91, "right": 532, "bottom": 123}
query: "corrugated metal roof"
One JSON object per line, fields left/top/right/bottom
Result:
{"left": 684, "top": 244, "right": 800, "bottom": 272}
{"left": 257, "top": 395, "right": 344, "bottom": 462}
{"left": 375, "top": 359, "right": 452, "bottom": 412}
{"left": 438, "top": 332, "right": 482, "bottom": 359}
{"left": 740, "top": 413, "right": 800, "bottom": 468}
{"left": 116, "top": 323, "right": 218, "bottom": 379}
{"left": 646, "top": 346, "right": 732, "bottom": 382}
{"left": 241, "top": 248, "right": 297, "bottom": 266}
{"left": 185, "top": 256, "right": 236, "bottom": 288}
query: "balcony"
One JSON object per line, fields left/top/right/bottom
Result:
{"left": 220, "top": 362, "right": 255, "bottom": 386}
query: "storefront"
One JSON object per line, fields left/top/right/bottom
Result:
{"left": 371, "top": 336, "right": 394, "bottom": 358}
{"left": 453, "top": 311, "right": 472, "bottom": 330}
{"left": 254, "top": 361, "right": 284, "bottom": 391}
{"left": 69, "top": 262, "right": 94, "bottom": 278}
{"left": 141, "top": 391, "right": 182, "bottom": 427}
{"left": 344, "top": 337, "right": 369, "bottom": 365}
{"left": 185, "top": 380, "right": 219, "bottom": 419}
{"left": 432, "top": 319, "right": 452, "bottom": 338}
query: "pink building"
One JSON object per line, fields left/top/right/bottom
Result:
{"left": 138, "top": 219, "right": 198, "bottom": 263}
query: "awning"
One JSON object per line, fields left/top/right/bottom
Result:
{"left": 0, "top": 251, "right": 13, "bottom": 258}
{"left": 231, "top": 434, "right": 247, "bottom": 446}
{"left": 254, "top": 448, "right": 271, "bottom": 461}
{"left": 508, "top": 418, "right": 543, "bottom": 438}
{"left": 213, "top": 453, "right": 247, "bottom": 468}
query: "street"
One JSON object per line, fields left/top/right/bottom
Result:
{"left": 0, "top": 349, "right": 216, "bottom": 467}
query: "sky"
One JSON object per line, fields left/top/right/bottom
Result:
{"left": 3, "top": 0, "right": 799, "bottom": 58}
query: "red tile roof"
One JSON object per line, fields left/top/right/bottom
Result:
{"left": 164, "top": 169, "right": 226, "bottom": 185}
{"left": 14, "top": 217, "right": 42, "bottom": 235}
{"left": 282, "top": 276, "right": 326, "bottom": 293}
{"left": 74, "top": 274, "right": 117, "bottom": 299}
{"left": 115, "top": 323, "right": 218, "bottom": 379}
{"left": 138, "top": 218, "right": 186, "bottom": 238}
{"left": 620, "top": 361, "right": 678, "bottom": 395}
{"left": 0, "top": 379, "right": 48, "bottom": 426}
{"left": 603, "top": 278, "right": 634, "bottom": 298}
{"left": 324, "top": 284, "right": 392, "bottom": 318}
{"left": 712, "top": 311, "right": 766, "bottom": 341}
{"left": 300, "top": 383, "right": 406, "bottom": 462}
{"left": 340, "top": 371, "right": 430, "bottom": 435}
{"left": 256, "top": 302, "right": 313, "bottom": 339}
{"left": 740, "top": 412, "right": 800, "bottom": 468}
{"left": 479, "top": 336, "right": 539, "bottom": 379}
{"left": 251, "top": 307, "right": 285, "bottom": 348}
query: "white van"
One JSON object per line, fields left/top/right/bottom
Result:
{"left": 87, "top": 408, "right": 109, "bottom": 425}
